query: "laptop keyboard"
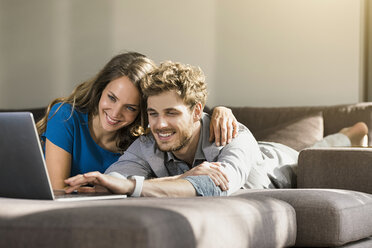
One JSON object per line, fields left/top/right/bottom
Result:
{"left": 53, "top": 190, "right": 112, "bottom": 198}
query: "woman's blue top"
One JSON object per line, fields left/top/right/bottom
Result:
{"left": 41, "top": 103, "right": 121, "bottom": 177}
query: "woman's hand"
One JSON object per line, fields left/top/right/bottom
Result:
{"left": 178, "top": 162, "right": 229, "bottom": 191}
{"left": 209, "top": 106, "right": 238, "bottom": 146}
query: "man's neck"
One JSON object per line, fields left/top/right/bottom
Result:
{"left": 172, "top": 121, "right": 201, "bottom": 166}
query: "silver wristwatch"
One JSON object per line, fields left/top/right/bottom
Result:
{"left": 127, "top": 175, "right": 145, "bottom": 197}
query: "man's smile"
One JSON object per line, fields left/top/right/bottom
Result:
{"left": 156, "top": 130, "right": 176, "bottom": 141}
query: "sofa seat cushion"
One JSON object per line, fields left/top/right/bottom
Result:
{"left": 233, "top": 189, "right": 372, "bottom": 247}
{"left": 338, "top": 237, "right": 372, "bottom": 248}
{"left": 0, "top": 196, "right": 296, "bottom": 248}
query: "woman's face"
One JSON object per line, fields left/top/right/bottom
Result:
{"left": 97, "top": 76, "right": 141, "bottom": 133}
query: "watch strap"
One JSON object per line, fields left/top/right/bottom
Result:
{"left": 128, "top": 175, "right": 144, "bottom": 197}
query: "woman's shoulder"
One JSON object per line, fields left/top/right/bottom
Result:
{"left": 50, "top": 102, "right": 71, "bottom": 113}
{"left": 49, "top": 102, "right": 85, "bottom": 121}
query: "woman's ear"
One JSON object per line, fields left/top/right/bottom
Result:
{"left": 193, "top": 102, "right": 203, "bottom": 122}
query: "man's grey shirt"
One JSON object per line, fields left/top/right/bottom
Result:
{"left": 105, "top": 113, "right": 299, "bottom": 196}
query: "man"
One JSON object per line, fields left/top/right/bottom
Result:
{"left": 65, "top": 61, "right": 367, "bottom": 197}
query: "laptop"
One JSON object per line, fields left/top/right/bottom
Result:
{"left": 0, "top": 112, "right": 127, "bottom": 201}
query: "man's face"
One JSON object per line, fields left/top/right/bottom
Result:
{"left": 147, "top": 90, "right": 196, "bottom": 152}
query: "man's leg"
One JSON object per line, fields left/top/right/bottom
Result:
{"left": 311, "top": 122, "right": 368, "bottom": 148}
{"left": 339, "top": 122, "right": 368, "bottom": 146}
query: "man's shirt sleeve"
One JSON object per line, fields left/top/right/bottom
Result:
{"left": 217, "top": 129, "right": 262, "bottom": 195}
{"left": 185, "top": 128, "right": 262, "bottom": 197}
{"left": 105, "top": 138, "right": 154, "bottom": 178}
{"left": 184, "top": 175, "right": 224, "bottom": 196}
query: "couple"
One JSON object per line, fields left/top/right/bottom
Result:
{"left": 39, "top": 52, "right": 368, "bottom": 197}
{"left": 38, "top": 52, "right": 238, "bottom": 190}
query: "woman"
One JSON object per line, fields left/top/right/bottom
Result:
{"left": 37, "top": 52, "right": 237, "bottom": 189}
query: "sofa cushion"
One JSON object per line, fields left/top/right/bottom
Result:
{"left": 233, "top": 189, "right": 372, "bottom": 247}
{"left": 254, "top": 113, "right": 323, "bottom": 151}
{"left": 0, "top": 196, "right": 296, "bottom": 248}
{"left": 338, "top": 237, "right": 372, "bottom": 248}
{"left": 298, "top": 148, "right": 372, "bottom": 194}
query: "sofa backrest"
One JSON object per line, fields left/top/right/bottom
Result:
{"left": 228, "top": 102, "right": 372, "bottom": 147}
{"left": 2, "top": 103, "right": 372, "bottom": 149}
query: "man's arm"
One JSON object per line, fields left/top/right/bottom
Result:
{"left": 102, "top": 137, "right": 230, "bottom": 197}
{"left": 183, "top": 127, "right": 262, "bottom": 196}
{"left": 104, "top": 143, "right": 155, "bottom": 179}
{"left": 64, "top": 172, "right": 197, "bottom": 197}
{"left": 216, "top": 131, "right": 260, "bottom": 195}
{"left": 64, "top": 155, "right": 230, "bottom": 197}
{"left": 141, "top": 179, "right": 196, "bottom": 197}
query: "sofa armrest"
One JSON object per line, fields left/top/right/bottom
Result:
{"left": 297, "top": 148, "right": 372, "bottom": 194}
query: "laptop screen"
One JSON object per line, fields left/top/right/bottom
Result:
{"left": 0, "top": 112, "right": 55, "bottom": 200}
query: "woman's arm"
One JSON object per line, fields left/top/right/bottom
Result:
{"left": 209, "top": 106, "right": 238, "bottom": 146}
{"left": 45, "top": 139, "right": 72, "bottom": 189}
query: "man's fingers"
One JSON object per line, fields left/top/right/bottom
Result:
{"left": 185, "top": 162, "right": 229, "bottom": 191}
{"left": 64, "top": 174, "right": 85, "bottom": 187}
{"left": 77, "top": 185, "right": 110, "bottom": 193}
{"left": 68, "top": 175, "right": 96, "bottom": 186}
{"left": 215, "top": 173, "right": 229, "bottom": 190}
{"left": 209, "top": 174, "right": 222, "bottom": 189}
{"left": 65, "top": 184, "right": 84, "bottom": 194}
{"left": 210, "top": 174, "right": 229, "bottom": 191}
{"left": 71, "top": 172, "right": 103, "bottom": 185}
{"left": 64, "top": 174, "right": 83, "bottom": 184}
{"left": 65, "top": 172, "right": 99, "bottom": 184}
{"left": 208, "top": 165, "right": 229, "bottom": 191}
{"left": 64, "top": 172, "right": 104, "bottom": 193}
{"left": 83, "top": 171, "right": 103, "bottom": 178}
{"left": 210, "top": 162, "right": 222, "bottom": 167}
{"left": 64, "top": 178, "right": 95, "bottom": 193}
{"left": 94, "top": 185, "right": 111, "bottom": 193}
{"left": 210, "top": 163, "right": 229, "bottom": 182}
{"left": 76, "top": 186, "right": 97, "bottom": 193}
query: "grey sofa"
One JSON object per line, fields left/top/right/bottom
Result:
{"left": 1, "top": 103, "right": 372, "bottom": 248}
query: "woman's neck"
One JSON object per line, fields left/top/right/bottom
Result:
{"left": 89, "top": 114, "right": 119, "bottom": 153}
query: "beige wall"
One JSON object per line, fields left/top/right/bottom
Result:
{"left": 109, "top": 0, "right": 217, "bottom": 104}
{"left": 0, "top": 0, "right": 112, "bottom": 109}
{"left": 0, "top": 0, "right": 365, "bottom": 109}
{"left": 215, "top": 0, "right": 364, "bottom": 107}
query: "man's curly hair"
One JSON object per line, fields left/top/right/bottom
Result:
{"left": 141, "top": 61, "right": 208, "bottom": 109}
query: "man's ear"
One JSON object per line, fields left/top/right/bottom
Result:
{"left": 193, "top": 102, "right": 203, "bottom": 122}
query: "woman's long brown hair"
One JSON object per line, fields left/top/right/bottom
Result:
{"left": 37, "top": 52, "right": 156, "bottom": 152}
